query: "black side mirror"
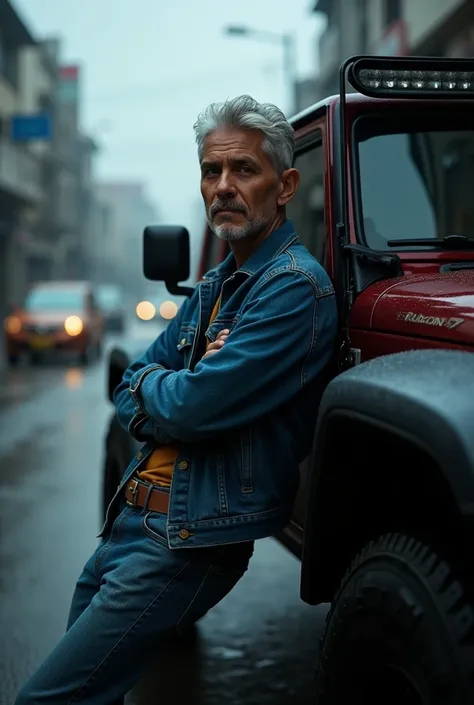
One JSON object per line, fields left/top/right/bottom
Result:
{"left": 143, "top": 225, "right": 194, "bottom": 297}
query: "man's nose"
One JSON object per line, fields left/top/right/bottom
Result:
{"left": 216, "top": 170, "right": 237, "bottom": 197}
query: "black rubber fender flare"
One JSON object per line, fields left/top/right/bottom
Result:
{"left": 301, "top": 348, "right": 474, "bottom": 605}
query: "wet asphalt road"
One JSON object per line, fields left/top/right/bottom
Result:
{"left": 0, "top": 322, "right": 328, "bottom": 705}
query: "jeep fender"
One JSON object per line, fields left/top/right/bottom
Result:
{"left": 300, "top": 349, "right": 474, "bottom": 605}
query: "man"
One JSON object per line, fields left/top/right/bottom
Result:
{"left": 16, "top": 95, "right": 337, "bottom": 704}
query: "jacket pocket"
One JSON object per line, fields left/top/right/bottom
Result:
{"left": 239, "top": 427, "right": 253, "bottom": 493}
{"left": 177, "top": 327, "right": 196, "bottom": 369}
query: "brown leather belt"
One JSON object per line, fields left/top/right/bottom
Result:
{"left": 124, "top": 478, "right": 170, "bottom": 514}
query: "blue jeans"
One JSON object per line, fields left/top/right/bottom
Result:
{"left": 15, "top": 505, "right": 254, "bottom": 704}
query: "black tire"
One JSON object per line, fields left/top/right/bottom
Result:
{"left": 316, "top": 533, "right": 474, "bottom": 705}
{"left": 7, "top": 353, "right": 19, "bottom": 366}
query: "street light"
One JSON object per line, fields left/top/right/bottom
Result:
{"left": 224, "top": 25, "right": 298, "bottom": 116}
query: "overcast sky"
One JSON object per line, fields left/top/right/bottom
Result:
{"left": 15, "top": 0, "right": 325, "bottom": 236}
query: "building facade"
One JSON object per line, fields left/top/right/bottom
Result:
{"left": 16, "top": 37, "right": 63, "bottom": 286}
{"left": 81, "top": 189, "right": 114, "bottom": 284}
{"left": 0, "top": 1, "right": 42, "bottom": 321}
{"left": 0, "top": 1, "right": 110, "bottom": 366}
{"left": 53, "top": 63, "right": 97, "bottom": 281}
{"left": 294, "top": 77, "right": 321, "bottom": 113}
{"left": 312, "top": 0, "right": 474, "bottom": 97}
{"left": 97, "top": 182, "right": 159, "bottom": 298}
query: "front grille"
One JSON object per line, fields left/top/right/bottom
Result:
{"left": 24, "top": 323, "right": 62, "bottom": 334}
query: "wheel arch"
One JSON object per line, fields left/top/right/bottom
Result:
{"left": 301, "top": 349, "right": 474, "bottom": 606}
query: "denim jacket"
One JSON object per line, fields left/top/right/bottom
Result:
{"left": 106, "top": 220, "right": 338, "bottom": 548}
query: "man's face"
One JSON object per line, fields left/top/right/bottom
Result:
{"left": 200, "top": 127, "right": 282, "bottom": 241}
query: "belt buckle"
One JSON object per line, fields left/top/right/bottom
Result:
{"left": 126, "top": 479, "right": 139, "bottom": 507}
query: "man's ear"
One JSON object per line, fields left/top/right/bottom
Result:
{"left": 277, "top": 168, "right": 300, "bottom": 207}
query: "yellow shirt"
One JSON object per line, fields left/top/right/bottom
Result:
{"left": 138, "top": 296, "right": 221, "bottom": 486}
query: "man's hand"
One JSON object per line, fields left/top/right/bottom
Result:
{"left": 202, "top": 329, "right": 229, "bottom": 360}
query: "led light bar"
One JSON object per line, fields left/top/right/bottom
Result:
{"left": 348, "top": 56, "right": 474, "bottom": 99}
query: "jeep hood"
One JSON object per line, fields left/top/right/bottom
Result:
{"left": 355, "top": 269, "right": 474, "bottom": 345}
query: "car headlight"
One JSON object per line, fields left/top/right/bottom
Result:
{"left": 4, "top": 315, "right": 22, "bottom": 334}
{"left": 64, "top": 315, "right": 83, "bottom": 336}
{"left": 136, "top": 301, "right": 156, "bottom": 321}
{"left": 159, "top": 301, "right": 178, "bottom": 320}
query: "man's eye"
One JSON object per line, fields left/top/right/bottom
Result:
{"left": 240, "top": 165, "right": 253, "bottom": 174}
{"left": 204, "top": 168, "right": 219, "bottom": 177}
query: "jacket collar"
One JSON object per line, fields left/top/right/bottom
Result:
{"left": 205, "top": 220, "right": 298, "bottom": 281}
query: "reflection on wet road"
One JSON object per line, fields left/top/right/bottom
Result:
{"left": 0, "top": 324, "right": 327, "bottom": 704}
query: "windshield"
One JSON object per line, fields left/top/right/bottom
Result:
{"left": 25, "top": 289, "right": 84, "bottom": 312}
{"left": 356, "top": 117, "right": 474, "bottom": 250}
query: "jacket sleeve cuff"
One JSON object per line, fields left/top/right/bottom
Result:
{"left": 129, "top": 363, "right": 165, "bottom": 411}
{"left": 128, "top": 410, "right": 149, "bottom": 439}
{"left": 128, "top": 411, "right": 174, "bottom": 444}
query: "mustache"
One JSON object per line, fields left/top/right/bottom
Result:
{"left": 210, "top": 200, "right": 247, "bottom": 217}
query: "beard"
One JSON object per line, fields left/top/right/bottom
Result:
{"left": 206, "top": 199, "right": 277, "bottom": 242}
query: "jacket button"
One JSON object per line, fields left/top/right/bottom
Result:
{"left": 137, "top": 451, "right": 143, "bottom": 460}
{"left": 178, "top": 460, "right": 188, "bottom": 470}
{"left": 178, "top": 529, "right": 190, "bottom": 540}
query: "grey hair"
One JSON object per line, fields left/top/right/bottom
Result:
{"left": 193, "top": 95, "right": 295, "bottom": 175}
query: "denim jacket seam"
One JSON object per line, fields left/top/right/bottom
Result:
{"left": 293, "top": 267, "right": 321, "bottom": 388}
{"left": 271, "top": 232, "right": 298, "bottom": 260}
{"left": 301, "top": 286, "right": 319, "bottom": 388}
{"left": 238, "top": 232, "right": 298, "bottom": 276}
{"left": 129, "top": 363, "right": 165, "bottom": 409}
{"left": 250, "top": 261, "right": 293, "bottom": 294}
{"left": 249, "top": 258, "right": 331, "bottom": 301}
{"left": 238, "top": 262, "right": 320, "bottom": 386}
{"left": 128, "top": 410, "right": 148, "bottom": 439}
{"left": 168, "top": 505, "right": 287, "bottom": 528}
{"left": 286, "top": 251, "right": 335, "bottom": 297}
{"left": 249, "top": 257, "right": 333, "bottom": 299}
{"left": 127, "top": 412, "right": 172, "bottom": 444}
{"left": 267, "top": 253, "right": 322, "bottom": 387}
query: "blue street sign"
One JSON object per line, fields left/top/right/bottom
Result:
{"left": 10, "top": 114, "right": 52, "bottom": 141}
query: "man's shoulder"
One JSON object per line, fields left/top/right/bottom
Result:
{"left": 264, "top": 240, "right": 334, "bottom": 296}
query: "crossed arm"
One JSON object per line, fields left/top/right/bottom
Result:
{"left": 114, "top": 270, "right": 337, "bottom": 444}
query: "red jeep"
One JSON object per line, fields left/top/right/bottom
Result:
{"left": 103, "top": 56, "right": 474, "bottom": 703}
